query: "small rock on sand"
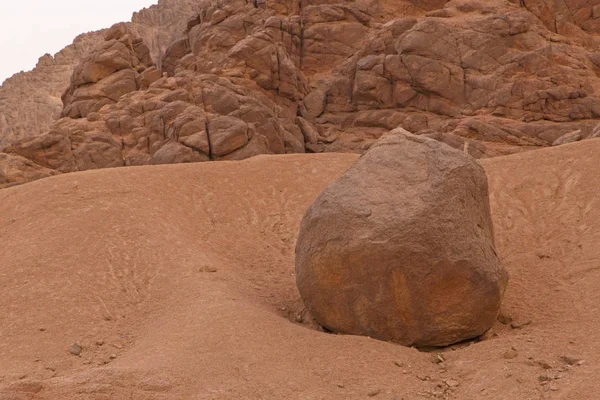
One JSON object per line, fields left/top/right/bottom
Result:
{"left": 68, "top": 344, "right": 82, "bottom": 356}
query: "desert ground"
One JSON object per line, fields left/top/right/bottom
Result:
{"left": 1, "top": 138, "right": 599, "bottom": 399}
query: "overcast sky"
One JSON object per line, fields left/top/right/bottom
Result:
{"left": 0, "top": 0, "right": 158, "bottom": 84}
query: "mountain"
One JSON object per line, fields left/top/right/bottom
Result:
{"left": 2, "top": 0, "right": 600, "bottom": 189}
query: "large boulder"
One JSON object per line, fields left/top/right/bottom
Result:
{"left": 295, "top": 129, "right": 508, "bottom": 347}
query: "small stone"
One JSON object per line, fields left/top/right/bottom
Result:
{"left": 337, "top": 383, "right": 345, "bottom": 388}
{"left": 538, "top": 360, "right": 552, "bottom": 369}
{"left": 417, "top": 374, "right": 430, "bottom": 381}
{"left": 435, "top": 354, "right": 445, "bottom": 364}
{"left": 576, "top": 360, "right": 586, "bottom": 366}
{"left": 69, "top": 344, "right": 82, "bottom": 356}
{"left": 445, "top": 379, "right": 459, "bottom": 388}
{"left": 367, "top": 389, "right": 381, "bottom": 397}
{"left": 95, "top": 340, "right": 105, "bottom": 346}
{"left": 402, "top": 370, "right": 409, "bottom": 374}
{"left": 38, "top": 328, "right": 46, "bottom": 332}
{"left": 394, "top": 361, "right": 404, "bottom": 368}
{"left": 18, "top": 374, "right": 27, "bottom": 380}
{"left": 549, "top": 384, "right": 559, "bottom": 391}
{"left": 560, "top": 355, "right": 581, "bottom": 365}
{"left": 295, "top": 314, "right": 304, "bottom": 323}
{"left": 538, "top": 374, "right": 552, "bottom": 383}
{"left": 510, "top": 319, "right": 532, "bottom": 329}
{"left": 497, "top": 313, "right": 513, "bottom": 325}
{"left": 109, "top": 354, "right": 117, "bottom": 360}
{"left": 503, "top": 349, "right": 518, "bottom": 360}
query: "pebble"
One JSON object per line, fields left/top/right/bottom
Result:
{"left": 510, "top": 319, "right": 532, "bottom": 329}
{"left": 69, "top": 343, "right": 82, "bottom": 356}
{"left": 497, "top": 313, "right": 513, "bottom": 325}
{"left": 435, "top": 354, "right": 445, "bottom": 364}
{"left": 560, "top": 355, "right": 581, "bottom": 366}
{"left": 538, "top": 374, "right": 552, "bottom": 383}
{"left": 95, "top": 340, "right": 105, "bottom": 346}
{"left": 337, "top": 383, "right": 345, "bottom": 389}
{"left": 394, "top": 361, "right": 404, "bottom": 368}
{"left": 549, "top": 384, "right": 559, "bottom": 391}
{"left": 295, "top": 314, "right": 303, "bottom": 323}
{"left": 444, "top": 379, "right": 459, "bottom": 388}
{"left": 109, "top": 354, "right": 117, "bottom": 360}
{"left": 538, "top": 360, "right": 552, "bottom": 369}
{"left": 503, "top": 348, "right": 518, "bottom": 360}
{"left": 416, "top": 374, "right": 430, "bottom": 381}
{"left": 367, "top": 389, "right": 381, "bottom": 397}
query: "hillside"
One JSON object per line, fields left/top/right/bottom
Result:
{"left": 4, "top": 0, "right": 600, "bottom": 188}
{"left": 1, "top": 139, "right": 599, "bottom": 399}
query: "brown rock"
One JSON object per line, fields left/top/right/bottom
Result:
{"left": 295, "top": 129, "right": 508, "bottom": 347}
{"left": 6, "top": 0, "right": 600, "bottom": 188}
{"left": 208, "top": 116, "right": 250, "bottom": 157}
{"left": 552, "top": 130, "right": 582, "bottom": 146}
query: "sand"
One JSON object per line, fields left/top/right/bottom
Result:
{"left": 0, "top": 140, "right": 599, "bottom": 399}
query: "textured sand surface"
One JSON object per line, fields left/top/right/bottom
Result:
{"left": 1, "top": 141, "right": 599, "bottom": 399}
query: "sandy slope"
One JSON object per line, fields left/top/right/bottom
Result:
{"left": 0, "top": 141, "right": 599, "bottom": 399}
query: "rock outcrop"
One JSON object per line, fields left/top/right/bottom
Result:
{"left": 4, "top": 0, "right": 600, "bottom": 188}
{"left": 295, "top": 130, "right": 508, "bottom": 347}
{"left": 0, "top": 24, "right": 302, "bottom": 183}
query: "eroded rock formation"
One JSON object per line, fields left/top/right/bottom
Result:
{"left": 3, "top": 0, "right": 600, "bottom": 188}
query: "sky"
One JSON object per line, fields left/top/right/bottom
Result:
{"left": 0, "top": 0, "right": 159, "bottom": 84}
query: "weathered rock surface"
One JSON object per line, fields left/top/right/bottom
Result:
{"left": 4, "top": 0, "right": 600, "bottom": 187}
{"left": 295, "top": 129, "right": 508, "bottom": 347}
{"left": 0, "top": 23, "right": 302, "bottom": 178}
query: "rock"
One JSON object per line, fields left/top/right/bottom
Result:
{"left": 552, "top": 130, "right": 582, "bottom": 146}
{"left": 7, "top": 0, "right": 600, "bottom": 187}
{"left": 510, "top": 319, "right": 532, "bottom": 329}
{"left": 589, "top": 123, "right": 600, "bottom": 139}
{"left": 503, "top": 348, "right": 518, "bottom": 360}
{"left": 560, "top": 355, "right": 582, "bottom": 365}
{"left": 208, "top": 116, "right": 250, "bottom": 157}
{"left": 296, "top": 117, "right": 322, "bottom": 145}
{"left": 497, "top": 312, "right": 513, "bottom": 325}
{"left": 295, "top": 129, "right": 508, "bottom": 347}
{"left": 444, "top": 379, "right": 459, "bottom": 388}
{"left": 69, "top": 343, "right": 82, "bottom": 356}
{"left": 302, "top": 90, "right": 327, "bottom": 119}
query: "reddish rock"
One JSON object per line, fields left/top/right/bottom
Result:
{"left": 4, "top": 0, "right": 600, "bottom": 187}
{"left": 295, "top": 129, "right": 508, "bottom": 347}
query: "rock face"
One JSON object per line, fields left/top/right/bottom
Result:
{"left": 295, "top": 129, "right": 508, "bottom": 347}
{"left": 0, "top": 23, "right": 303, "bottom": 185}
{"left": 4, "top": 0, "right": 600, "bottom": 188}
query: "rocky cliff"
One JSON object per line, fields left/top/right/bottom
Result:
{"left": 3, "top": 0, "right": 600, "bottom": 188}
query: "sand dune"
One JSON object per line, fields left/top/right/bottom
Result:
{"left": 1, "top": 141, "right": 599, "bottom": 399}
